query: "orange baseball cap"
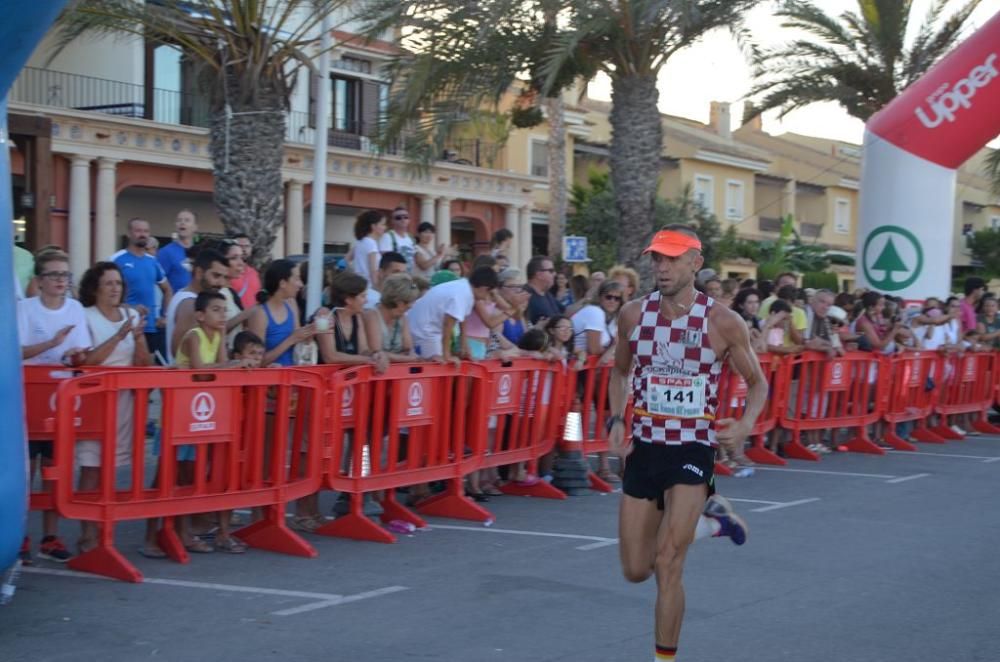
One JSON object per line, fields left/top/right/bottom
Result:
{"left": 643, "top": 230, "right": 702, "bottom": 256}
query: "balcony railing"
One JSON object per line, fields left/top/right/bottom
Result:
{"left": 12, "top": 67, "right": 506, "bottom": 170}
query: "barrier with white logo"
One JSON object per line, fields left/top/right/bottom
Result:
{"left": 306, "top": 362, "right": 483, "bottom": 543}
{"left": 46, "top": 368, "right": 326, "bottom": 582}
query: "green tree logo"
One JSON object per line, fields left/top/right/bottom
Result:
{"left": 862, "top": 226, "right": 923, "bottom": 291}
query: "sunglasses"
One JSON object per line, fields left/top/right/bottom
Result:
{"left": 604, "top": 294, "right": 623, "bottom": 302}
{"left": 393, "top": 215, "right": 409, "bottom": 220}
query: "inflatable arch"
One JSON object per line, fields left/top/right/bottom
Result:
{"left": 0, "top": 2, "right": 68, "bottom": 570}
{"left": 858, "top": 11, "right": 1000, "bottom": 299}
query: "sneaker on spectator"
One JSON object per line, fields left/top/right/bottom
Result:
{"left": 733, "top": 466, "right": 755, "bottom": 478}
{"left": 38, "top": 536, "right": 73, "bottom": 563}
{"left": 950, "top": 425, "right": 967, "bottom": 436}
{"left": 18, "top": 537, "right": 31, "bottom": 566}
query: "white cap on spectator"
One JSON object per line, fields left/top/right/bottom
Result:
{"left": 828, "top": 305, "right": 847, "bottom": 323}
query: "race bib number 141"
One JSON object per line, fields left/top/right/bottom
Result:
{"left": 646, "top": 375, "right": 707, "bottom": 418}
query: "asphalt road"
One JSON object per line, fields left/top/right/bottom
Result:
{"left": 4, "top": 434, "right": 1000, "bottom": 662}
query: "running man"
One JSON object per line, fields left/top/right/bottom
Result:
{"left": 607, "top": 225, "right": 767, "bottom": 662}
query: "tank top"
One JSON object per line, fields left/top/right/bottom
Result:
{"left": 174, "top": 327, "right": 222, "bottom": 368}
{"left": 333, "top": 308, "right": 360, "bottom": 355}
{"left": 375, "top": 308, "right": 405, "bottom": 353}
{"left": 628, "top": 290, "right": 721, "bottom": 447}
{"left": 264, "top": 301, "right": 296, "bottom": 366}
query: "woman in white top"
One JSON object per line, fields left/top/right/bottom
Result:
{"left": 218, "top": 240, "right": 256, "bottom": 347}
{"left": 412, "top": 222, "right": 451, "bottom": 279}
{"left": 571, "top": 279, "right": 624, "bottom": 482}
{"left": 77, "top": 262, "right": 153, "bottom": 554}
{"left": 352, "top": 210, "right": 387, "bottom": 288}
{"left": 572, "top": 279, "right": 623, "bottom": 363}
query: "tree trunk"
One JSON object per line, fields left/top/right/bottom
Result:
{"left": 545, "top": 95, "right": 568, "bottom": 259}
{"left": 609, "top": 73, "right": 661, "bottom": 289}
{"left": 209, "top": 82, "right": 286, "bottom": 268}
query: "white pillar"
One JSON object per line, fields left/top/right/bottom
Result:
{"left": 271, "top": 225, "right": 286, "bottom": 259}
{"left": 504, "top": 204, "right": 519, "bottom": 267}
{"left": 518, "top": 205, "right": 532, "bottom": 270}
{"left": 420, "top": 195, "right": 437, "bottom": 232}
{"left": 94, "top": 158, "right": 119, "bottom": 260}
{"left": 68, "top": 155, "right": 93, "bottom": 279}
{"left": 286, "top": 179, "right": 305, "bottom": 255}
{"left": 437, "top": 197, "right": 452, "bottom": 248}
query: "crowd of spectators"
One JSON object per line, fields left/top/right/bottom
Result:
{"left": 14, "top": 206, "right": 1000, "bottom": 561}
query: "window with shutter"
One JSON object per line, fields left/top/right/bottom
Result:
{"left": 834, "top": 198, "right": 851, "bottom": 234}
{"left": 693, "top": 175, "right": 713, "bottom": 214}
{"left": 725, "top": 180, "right": 744, "bottom": 220}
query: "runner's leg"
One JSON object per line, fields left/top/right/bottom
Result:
{"left": 654, "top": 482, "right": 708, "bottom": 650}
{"left": 618, "top": 493, "right": 664, "bottom": 583}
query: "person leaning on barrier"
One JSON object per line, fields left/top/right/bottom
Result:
{"left": 363, "top": 273, "right": 420, "bottom": 363}
{"left": 803, "top": 289, "right": 845, "bottom": 358}
{"left": 407, "top": 266, "right": 500, "bottom": 365}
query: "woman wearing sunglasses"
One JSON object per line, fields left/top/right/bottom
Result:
{"left": 571, "top": 279, "right": 625, "bottom": 482}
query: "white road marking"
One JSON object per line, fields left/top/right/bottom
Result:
{"left": 748, "top": 498, "right": 822, "bottom": 512}
{"left": 270, "top": 586, "right": 410, "bottom": 616}
{"left": 885, "top": 473, "right": 931, "bottom": 484}
{"left": 752, "top": 466, "right": 897, "bottom": 479}
{"left": 983, "top": 457, "right": 1000, "bottom": 464}
{"left": 20, "top": 567, "right": 407, "bottom": 616}
{"left": 887, "top": 450, "right": 1000, "bottom": 462}
{"left": 428, "top": 523, "right": 617, "bottom": 551}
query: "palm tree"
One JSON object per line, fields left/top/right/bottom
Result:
{"left": 363, "top": 0, "right": 759, "bottom": 278}
{"left": 751, "top": 0, "right": 983, "bottom": 122}
{"left": 52, "top": 0, "right": 348, "bottom": 264}
{"left": 986, "top": 148, "right": 1000, "bottom": 196}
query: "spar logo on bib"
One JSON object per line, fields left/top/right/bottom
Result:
{"left": 190, "top": 392, "right": 217, "bottom": 432}
{"left": 862, "top": 226, "right": 923, "bottom": 291}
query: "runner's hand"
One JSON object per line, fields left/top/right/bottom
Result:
{"left": 716, "top": 417, "right": 750, "bottom": 457}
{"left": 607, "top": 421, "right": 631, "bottom": 469}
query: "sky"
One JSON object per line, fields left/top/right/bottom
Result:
{"left": 587, "top": 0, "right": 1000, "bottom": 147}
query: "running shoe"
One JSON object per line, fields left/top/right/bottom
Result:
{"left": 38, "top": 536, "right": 73, "bottom": 563}
{"left": 703, "top": 495, "right": 749, "bottom": 545}
{"left": 715, "top": 512, "right": 749, "bottom": 546}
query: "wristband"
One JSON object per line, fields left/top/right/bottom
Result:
{"left": 605, "top": 415, "right": 625, "bottom": 434}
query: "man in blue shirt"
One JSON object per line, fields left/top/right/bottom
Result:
{"left": 112, "top": 217, "right": 172, "bottom": 363}
{"left": 157, "top": 208, "right": 198, "bottom": 292}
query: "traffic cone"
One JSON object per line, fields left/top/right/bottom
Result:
{"left": 551, "top": 400, "right": 592, "bottom": 495}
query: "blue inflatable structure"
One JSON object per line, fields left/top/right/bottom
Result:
{"left": 0, "top": 2, "right": 68, "bottom": 571}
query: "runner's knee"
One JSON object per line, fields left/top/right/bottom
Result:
{"left": 654, "top": 542, "right": 688, "bottom": 585}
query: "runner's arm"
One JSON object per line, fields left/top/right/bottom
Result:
{"left": 715, "top": 307, "right": 767, "bottom": 451}
{"left": 608, "top": 301, "right": 640, "bottom": 457}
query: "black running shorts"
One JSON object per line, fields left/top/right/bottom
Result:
{"left": 622, "top": 440, "right": 715, "bottom": 510}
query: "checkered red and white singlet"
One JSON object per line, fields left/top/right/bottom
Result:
{"left": 628, "top": 290, "right": 721, "bottom": 446}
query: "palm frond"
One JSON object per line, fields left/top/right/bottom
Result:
{"left": 985, "top": 148, "right": 1000, "bottom": 197}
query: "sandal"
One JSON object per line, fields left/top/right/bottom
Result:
{"left": 289, "top": 515, "right": 322, "bottom": 533}
{"left": 184, "top": 538, "right": 215, "bottom": 554}
{"left": 137, "top": 546, "right": 167, "bottom": 559}
{"left": 215, "top": 537, "right": 248, "bottom": 554}
{"left": 481, "top": 483, "right": 504, "bottom": 496}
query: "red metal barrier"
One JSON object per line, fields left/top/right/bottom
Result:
{"left": 47, "top": 368, "right": 325, "bottom": 582}
{"left": 880, "top": 352, "right": 946, "bottom": 449}
{"left": 308, "top": 362, "right": 485, "bottom": 543}
{"left": 779, "top": 351, "right": 887, "bottom": 459}
{"left": 932, "top": 351, "right": 1000, "bottom": 438}
{"left": 467, "top": 359, "right": 567, "bottom": 500}
{"left": 716, "top": 354, "right": 783, "bottom": 467}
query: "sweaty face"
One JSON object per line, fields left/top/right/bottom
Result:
{"left": 652, "top": 250, "right": 702, "bottom": 297}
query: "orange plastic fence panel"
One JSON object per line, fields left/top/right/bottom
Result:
{"left": 573, "top": 357, "right": 618, "bottom": 492}
{"left": 24, "top": 365, "right": 163, "bottom": 513}
{"left": 717, "top": 353, "right": 783, "bottom": 466}
{"left": 48, "top": 368, "right": 325, "bottom": 582}
{"left": 468, "top": 359, "right": 568, "bottom": 500}
{"left": 309, "top": 361, "right": 487, "bottom": 542}
{"left": 778, "top": 351, "right": 887, "bottom": 459}
{"left": 933, "top": 351, "right": 1000, "bottom": 436}
{"left": 879, "top": 352, "right": 946, "bottom": 449}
